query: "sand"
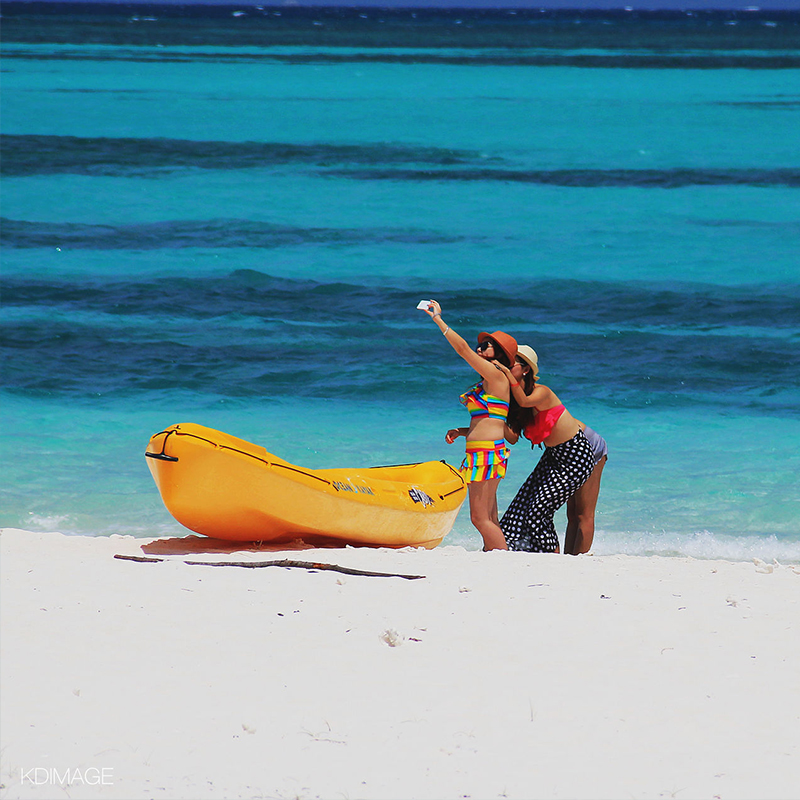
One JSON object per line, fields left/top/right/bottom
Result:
{"left": 2, "top": 528, "right": 799, "bottom": 800}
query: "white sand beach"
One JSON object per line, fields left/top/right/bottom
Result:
{"left": 2, "top": 528, "right": 799, "bottom": 800}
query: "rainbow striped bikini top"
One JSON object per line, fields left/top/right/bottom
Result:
{"left": 459, "top": 382, "right": 509, "bottom": 422}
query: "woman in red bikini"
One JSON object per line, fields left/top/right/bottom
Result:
{"left": 495, "top": 345, "right": 605, "bottom": 553}
{"left": 421, "top": 300, "right": 518, "bottom": 551}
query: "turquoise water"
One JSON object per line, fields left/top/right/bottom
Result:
{"left": 2, "top": 6, "right": 799, "bottom": 561}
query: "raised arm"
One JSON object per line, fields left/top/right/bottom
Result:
{"left": 494, "top": 361, "right": 552, "bottom": 409}
{"left": 422, "top": 301, "right": 508, "bottom": 392}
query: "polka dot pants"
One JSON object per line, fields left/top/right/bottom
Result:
{"left": 501, "top": 429, "right": 596, "bottom": 553}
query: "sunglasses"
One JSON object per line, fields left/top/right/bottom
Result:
{"left": 476, "top": 340, "right": 495, "bottom": 352}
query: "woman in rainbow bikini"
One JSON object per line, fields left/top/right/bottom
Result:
{"left": 494, "top": 345, "right": 607, "bottom": 554}
{"left": 422, "top": 300, "right": 519, "bottom": 551}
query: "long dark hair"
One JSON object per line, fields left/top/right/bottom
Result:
{"left": 471, "top": 337, "right": 513, "bottom": 390}
{"left": 485, "top": 337, "right": 512, "bottom": 369}
{"left": 506, "top": 363, "right": 537, "bottom": 435}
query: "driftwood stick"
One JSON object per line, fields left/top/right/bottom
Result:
{"left": 114, "top": 553, "right": 425, "bottom": 580}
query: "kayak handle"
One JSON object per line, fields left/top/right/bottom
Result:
{"left": 145, "top": 452, "right": 179, "bottom": 462}
{"left": 145, "top": 430, "right": 179, "bottom": 462}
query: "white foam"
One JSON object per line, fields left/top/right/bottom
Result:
{"left": 25, "top": 512, "right": 71, "bottom": 531}
{"left": 445, "top": 521, "right": 800, "bottom": 564}
{"left": 591, "top": 529, "right": 800, "bottom": 565}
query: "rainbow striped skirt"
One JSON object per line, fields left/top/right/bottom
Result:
{"left": 460, "top": 439, "right": 510, "bottom": 483}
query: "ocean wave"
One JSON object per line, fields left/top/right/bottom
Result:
{"left": 3, "top": 136, "right": 799, "bottom": 189}
{"left": 3, "top": 272, "right": 799, "bottom": 329}
{"left": 4, "top": 6, "right": 799, "bottom": 55}
{"left": 2, "top": 273, "right": 798, "bottom": 409}
{"left": 329, "top": 167, "right": 800, "bottom": 188}
{"left": 5, "top": 48, "right": 799, "bottom": 70}
{"left": 443, "top": 525, "right": 800, "bottom": 564}
{"left": 0, "top": 134, "right": 484, "bottom": 178}
{"left": 590, "top": 529, "right": 800, "bottom": 565}
{"left": 0, "top": 218, "right": 475, "bottom": 250}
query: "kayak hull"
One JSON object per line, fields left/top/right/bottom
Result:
{"left": 145, "top": 423, "right": 467, "bottom": 548}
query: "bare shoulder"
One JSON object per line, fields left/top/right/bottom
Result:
{"left": 532, "top": 383, "right": 562, "bottom": 408}
{"left": 482, "top": 367, "right": 511, "bottom": 397}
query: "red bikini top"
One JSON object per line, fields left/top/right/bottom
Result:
{"left": 524, "top": 405, "right": 566, "bottom": 445}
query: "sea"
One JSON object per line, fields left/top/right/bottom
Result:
{"left": 2, "top": 3, "right": 799, "bottom": 562}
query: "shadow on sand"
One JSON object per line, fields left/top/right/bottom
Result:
{"left": 139, "top": 534, "right": 347, "bottom": 556}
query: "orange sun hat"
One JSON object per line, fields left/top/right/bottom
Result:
{"left": 478, "top": 330, "right": 518, "bottom": 365}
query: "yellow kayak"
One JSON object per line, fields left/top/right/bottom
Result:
{"left": 145, "top": 423, "right": 466, "bottom": 548}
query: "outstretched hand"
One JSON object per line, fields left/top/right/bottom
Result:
{"left": 422, "top": 300, "right": 442, "bottom": 319}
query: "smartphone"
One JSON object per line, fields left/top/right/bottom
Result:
{"left": 416, "top": 300, "right": 432, "bottom": 310}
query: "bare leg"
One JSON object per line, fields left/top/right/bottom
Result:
{"left": 564, "top": 495, "right": 579, "bottom": 555}
{"left": 468, "top": 479, "right": 508, "bottom": 551}
{"left": 564, "top": 456, "right": 606, "bottom": 555}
